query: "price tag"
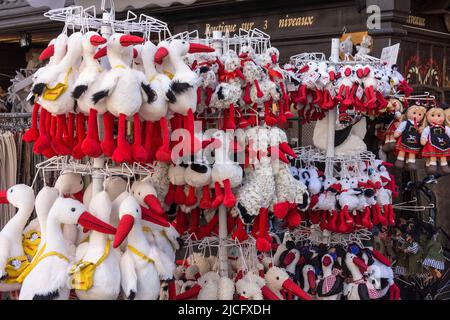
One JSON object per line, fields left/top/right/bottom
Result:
{"left": 310, "top": 72, "right": 320, "bottom": 82}
{"left": 356, "top": 85, "right": 364, "bottom": 99}
{"left": 380, "top": 43, "right": 400, "bottom": 67}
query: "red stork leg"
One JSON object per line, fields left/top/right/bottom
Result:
{"left": 278, "top": 100, "right": 287, "bottom": 125}
{"left": 388, "top": 204, "right": 395, "bottom": 226}
{"left": 52, "top": 114, "right": 71, "bottom": 155}
{"left": 211, "top": 182, "right": 224, "bottom": 208}
{"left": 174, "top": 209, "right": 188, "bottom": 235}
{"left": 165, "top": 183, "right": 176, "bottom": 206}
{"left": 225, "top": 103, "right": 236, "bottom": 130}
{"left": 264, "top": 101, "right": 278, "bottom": 126}
{"left": 155, "top": 117, "right": 172, "bottom": 162}
{"left": 342, "top": 86, "right": 353, "bottom": 106}
{"left": 65, "top": 112, "right": 75, "bottom": 149}
{"left": 131, "top": 113, "right": 147, "bottom": 163}
{"left": 72, "top": 113, "right": 86, "bottom": 160}
{"left": 185, "top": 185, "right": 197, "bottom": 207}
{"left": 111, "top": 113, "right": 132, "bottom": 163}
{"left": 143, "top": 120, "right": 154, "bottom": 163}
{"left": 243, "top": 83, "right": 252, "bottom": 104}
{"left": 256, "top": 208, "right": 271, "bottom": 252}
{"left": 81, "top": 109, "right": 102, "bottom": 158}
{"left": 23, "top": 103, "right": 40, "bottom": 142}
{"left": 231, "top": 217, "right": 248, "bottom": 242}
{"left": 254, "top": 79, "right": 263, "bottom": 98}
{"left": 184, "top": 109, "right": 200, "bottom": 154}
{"left": 222, "top": 179, "right": 236, "bottom": 208}
{"left": 196, "top": 87, "right": 201, "bottom": 106}
{"left": 189, "top": 208, "right": 200, "bottom": 234}
{"left": 101, "top": 111, "right": 116, "bottom": 157}
{"left": 33, "top": 108, "right": 50, "bottom": 154}
{"left": 174, "top": 185, "right": 186, "bottom": 205}
{"left": 199, "top": 185, "right": 212, "bottom": 209}
{"left": 205, "top": 87, "right": 213, "bottom": 106}
{"left": 364, "top": 86, "right": 376, "bottom": 109}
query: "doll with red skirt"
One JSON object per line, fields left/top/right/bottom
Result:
{"left": 393, "top": 104, "right": 426, "bottom": 171}
{"left": 420, "top": 106, "right": 450, "bottom": 174}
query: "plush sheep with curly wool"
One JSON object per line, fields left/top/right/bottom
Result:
{"left": 272, "top": 162, "right": 309, "bottom": 219}
{"left": 212, "top": 51, "right": 243, "bottom": 129}
{"left": 240, "top": 46, "right": 263, "bottom": 104}
{"left": 235, "top": 155, "right": 276, "bottom": 225}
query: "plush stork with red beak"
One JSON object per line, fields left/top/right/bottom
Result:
{"left": 154, "top": 39, "right": 215, "bottom": 153}
{"left": 31, "top": 32, "right": 83, "bottom": 156}
{"left": 24, "top": 34, "right": 67, "bottom": 145}
{"left": 114, "top": 195, "right": 175, "bottom": 300}
{"left": 264, "top": 266, "right": 312, "bottom": 300}
{"left": 71, "top": 31, "right": 107, "bottom": 159}
{"left": 19, "top": 197, "right": 116, "bottom": 300}
{"left": 0, "top": 185, "right": 35, "bottom": 285}
{"left": 139, "top": 40, "right": 172, "bottom": 162}
{"left": 343, "top": 252, "right": 378, "bottom": 300}
{"left": 316, "top": 254, "right": 343, "bottom": 300}
{"left": 92, "top": 33, "right": 155, "bottom": 163}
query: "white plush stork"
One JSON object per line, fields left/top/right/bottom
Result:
{"left": 343, "top": 252, "right": 378, "bottom": 300}
{"left": 154, "top": 39, "right": 214, "bottom": 153}
{"left": 19, "top": 197, "right": 116, "bottom": 300}
{"left": 92, "top": 33, "right": 154, "bottom": 163}
{"left": 32, "top": 32, "right": 83, "bottom": 156}
{"left": 139, "top": 40, "right": 172, "bottom": 162}
{"left": 0, "top": 185, "right": 35, "bottom": 286}
{"left": 265, "top": 266, "right": 312, "bottom": 300}
{"left": 72, "top": 191, "right": 121, "bottom": 300}
{"left": 71, "top": 31, "right": 107, "bottom": 159}
{"left": 114, "top": 195, "right": 175, "bottom": 300}
{"left": 24, "top": 34, "right": 68, "bottom": 145}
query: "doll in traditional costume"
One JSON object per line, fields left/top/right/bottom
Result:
{"left": 420, "top": 106, "right": 450, "bottom": 174}
{"left": 393, "top": 104, "right": 426, "bottom": 170}
{"left": 382, "top": 98, "right": 403, "bottom": 152}
{"left": 422, "top": 231, "right": 445, "bottom": 279}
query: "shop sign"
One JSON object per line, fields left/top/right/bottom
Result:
{"left": 201, "top": 14, "right": 315, "bottom": 37}
{"left": 406, "top": 15, "right": 426, "bottom": 27}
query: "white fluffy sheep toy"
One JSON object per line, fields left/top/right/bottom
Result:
{"left": 298, "top": 167, "right": 322, "bottom": 196}
{"left": 239, "top": 46, "right": 264, "bottom": 104}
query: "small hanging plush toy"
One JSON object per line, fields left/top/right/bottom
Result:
{"left": 393, "top": 104, "right": 426, "bottom": 170}
{"left": 382, "top": 98, "right": 403, "bottom": 153}
{"left": 420, "top": 106, "right": 450, "bottom": 174}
